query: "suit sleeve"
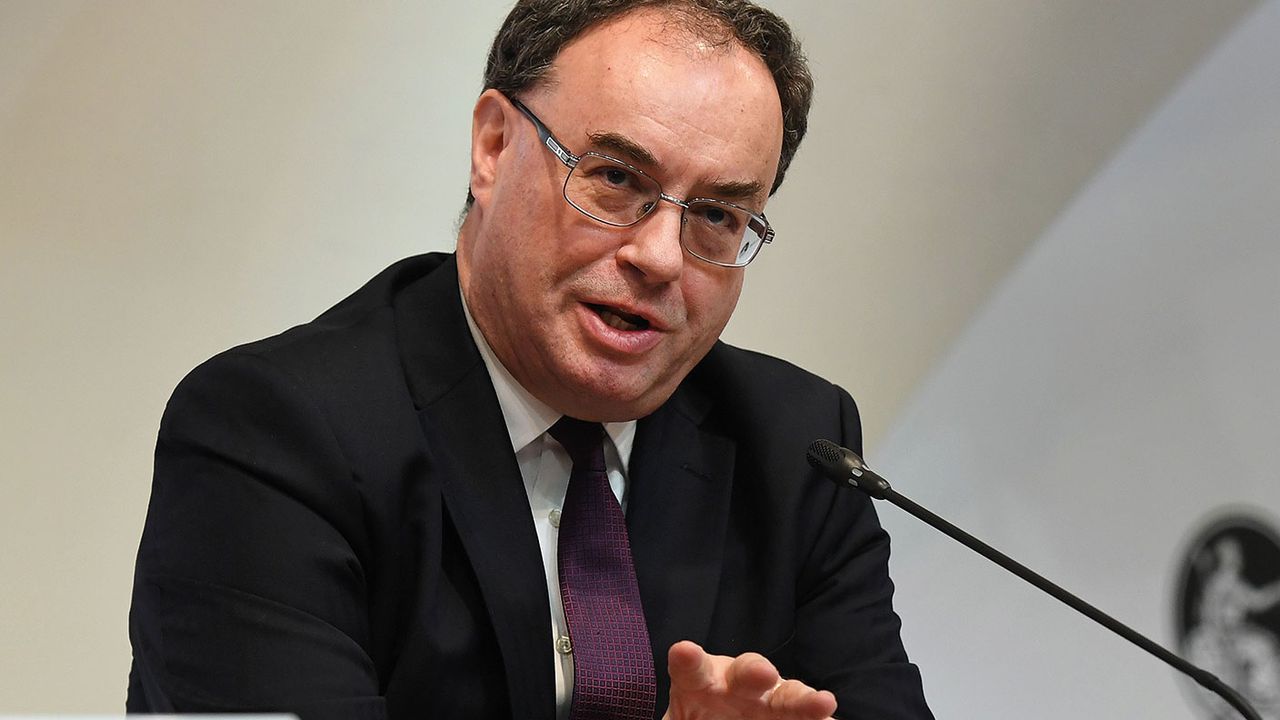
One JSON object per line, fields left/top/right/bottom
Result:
{"left": 127, "top": 351, "right": 387, "bottom": 720}
{"left": 790, "top": 387, "right": 933, "bottom": 719}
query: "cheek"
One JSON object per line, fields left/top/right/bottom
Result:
{"left": 683, "top": 270, "right": 743, "bottom": 332}
{"left": 491, "top": 203, "right": 572, "bottom": 285}
{"left": 548, "top": 221, "right": 627, "bottom": 283}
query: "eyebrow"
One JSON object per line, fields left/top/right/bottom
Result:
{"left": 586, "top": 131, "right": 767, "bottom": 205}
{"left": 701, "top": 177, "right": 767, "bottom": 203}
{"left": 587, "top": 131, "right": 658, "bottom": 167}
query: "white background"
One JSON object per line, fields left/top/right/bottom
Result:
{"left": 879, "top": 3, "right": 1280, "bottom": 717}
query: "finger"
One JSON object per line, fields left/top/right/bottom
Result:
{"left": 723, "top": 652, "right": 780, "bottom": 698}
{"left": 667, "top": 640, "right": 717, "bottom": 692}
{"left": 768, "top": 680, "right": 838, "bottom": 718}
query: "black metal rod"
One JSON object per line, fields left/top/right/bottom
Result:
{"left": 880, "top": 484, "right": 1261, "bottom": 720}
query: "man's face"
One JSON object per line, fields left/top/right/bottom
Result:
{"left": 459, "top": 10, "right": 784, "bottom": 422}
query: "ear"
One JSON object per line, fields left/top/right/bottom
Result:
{"left": 469, "top": 89, "right": 514, "bottom": 210}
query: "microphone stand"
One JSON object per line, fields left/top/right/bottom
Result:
{"left": 806, "top": 440, "right": 1262, "bottom": 720}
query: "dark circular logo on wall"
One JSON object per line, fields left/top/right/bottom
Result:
{"left": 1174, "top": 511, "right": 1280, "bottom": 719}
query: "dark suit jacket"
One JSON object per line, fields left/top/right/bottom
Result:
{"left": 127, "top": 253, "right": 931, "bottom": 719}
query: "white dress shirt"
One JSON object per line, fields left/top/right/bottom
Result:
{"left": 461, "top": 291, "right": 637, "bottom": 720}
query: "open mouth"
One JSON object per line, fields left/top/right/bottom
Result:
{"left": 587, "top": 303, "right": 650, "bottom": 332}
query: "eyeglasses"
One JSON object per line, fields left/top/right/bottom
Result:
{"left": 510, "top": 98, "right": 774, "bottom": 268}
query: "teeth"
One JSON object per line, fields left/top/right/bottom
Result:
{"left": 597, "top": 307, "right": 644, "bottom": 331}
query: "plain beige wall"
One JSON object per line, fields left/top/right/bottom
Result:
{"left": 0, "top": 0, "right": 1255, "bottom": 712}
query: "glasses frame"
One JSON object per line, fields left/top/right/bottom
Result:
{"left": 509, "top": 97, "right": 774, "bottom": 268}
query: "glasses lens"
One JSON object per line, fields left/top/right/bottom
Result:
{"left": 565, "top": 154, "right": 661, "bottom": 225}
{"left": 682, "top": 200, "right": 766, "bottom": 267}
{"left": 563, "top": 154, "right": 769, "bottom": 267}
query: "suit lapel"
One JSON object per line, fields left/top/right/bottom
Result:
{"left": 392, "top": 255, "right": 735, "bottom": 717}
{"left": 395, "top": 255, "right": 554, "bottom": 720}
{"left": 628, "top": 380, "right": 734, "bottom": 678}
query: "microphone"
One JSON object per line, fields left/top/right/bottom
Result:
{"left": 805, "top": 438, "right": 1262, "bottom": 720}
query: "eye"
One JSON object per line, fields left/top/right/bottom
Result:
{"left": 701, "top": 206, "right": 728, "bottom": 226}
{"left": 582, "top": 162, "right": 640, "bottom": 191}
{"left": 690, "top": 203, "right": 740, "bottom": 232}
{"left": 602, "top": 167, "right": 632, "bottom": 187}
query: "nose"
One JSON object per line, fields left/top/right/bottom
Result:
{"left": 615, "top": 198, "right": 685, "bottom": 284}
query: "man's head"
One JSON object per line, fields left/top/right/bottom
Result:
{"left": 457, "top": 0, "right": 812, "bottom": 422}
{"left": 476, "top": 0, "right": 813, "bottom": 201}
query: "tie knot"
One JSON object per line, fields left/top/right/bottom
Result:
{"left": 549, "top": 416, "right": 606, "bottom": 470}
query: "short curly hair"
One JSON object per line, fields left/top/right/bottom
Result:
{"left": 466, "top": 0, "right": 813, "bottom": 207}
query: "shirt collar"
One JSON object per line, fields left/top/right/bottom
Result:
{"left": 459, "top": 286, "right": 637, "bottom": 470}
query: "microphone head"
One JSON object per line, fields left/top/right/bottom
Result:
{"left": 806, "top": 439, "right": 889, "bottom": 498}
{"left": 806, "top": 439, "right": 865, "bottom": 477}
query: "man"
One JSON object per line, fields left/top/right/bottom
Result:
{"left": 128, "top": 2, "right": 932, "bottom": 719}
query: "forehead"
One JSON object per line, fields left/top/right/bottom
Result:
{"left": 534, "top": 9, "right": 784, "bottom": 199}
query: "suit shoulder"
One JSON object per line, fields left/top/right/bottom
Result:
{"left": 697, "top": 341, "right": 848, "bottom": 405}
{"left": 166, "top": 253, "right": 453, "bottom": 433}
{"left": 681, "top": 342, "right": 861, "bottom": 455}
{"left": 226, "top": 253, "right": 448, "bottom": 368}
{"left": 182, "top": 253, "right": 452, "bottom": 386}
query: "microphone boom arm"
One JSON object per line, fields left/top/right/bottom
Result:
{"left": 805, "top": 439, "right": 1261, "bottom": 720}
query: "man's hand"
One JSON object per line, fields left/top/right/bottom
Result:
{"left": 663, "top": 641, "right": 838, "bottom": 720}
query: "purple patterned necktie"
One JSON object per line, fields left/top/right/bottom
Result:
{"left": 550, "top": 416, "right": 657, "bottom": 720}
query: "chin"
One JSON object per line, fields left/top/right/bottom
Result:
{"left": 558, "top": 375, "right": 674, "bottom": 423}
